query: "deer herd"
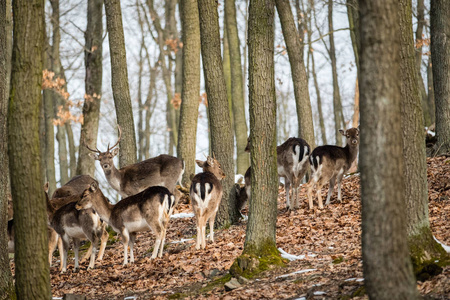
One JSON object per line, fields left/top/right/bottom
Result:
{"left": 7, "top": 126, "right": 360, "bottom": 272}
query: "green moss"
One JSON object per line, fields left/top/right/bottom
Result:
{"left": 408, "top": 226, "right": 450, "bottom": 281}
{"left": 168, "top": 292, "right": 187, "bottom": 299}
{"left": 332, "top": 256, "right": 344, "bottom": 264}
{"left": 229, "top": 239, "right": 287, "bottom": 279}
{"left": 198, "top": 273, "right": 232, "bottom": 294}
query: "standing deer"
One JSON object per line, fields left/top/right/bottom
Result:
{"left": 46, "top": 182, "right": 105, "bottom": 272}
{"left": 190, "top": 156, "right": 225, "bottom": 249}
{"left": 307, "top": 127, "right": 360, "bottom": 209}
{"left": 76, "top": 182, "right": 175, "bottom": 265}
{"left": 245, "top": 137, "right": 310, "bottom": 210}
{"left": 86, "top": 126, "right": 184, "bottom": 198}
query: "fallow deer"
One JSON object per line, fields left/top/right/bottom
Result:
{"left": 86, "top": 126, "right": 185, "bottom": 198}
{"left": 52, "top": 175, "right": 97, "bottom": 199}
{"left": 245, "top": 137, "right": 310, "bottom": 209}
{"left": 46, "top": 182, "right": 105, "bottom": 272}
{"left": 75, "top": 183, "right": 175, "bottom": 265}
{"left": 307, "top": 127, "right": 360, "bottom": 209}
{"left": 190, "top": 156, "right": 225, "bottom": 249}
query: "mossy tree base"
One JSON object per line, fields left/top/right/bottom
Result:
{"left": 408, "top": 227, "right": 450, "bottom": 281}
{"left": 229, "top": 240, "right": 286, "bottom": 279}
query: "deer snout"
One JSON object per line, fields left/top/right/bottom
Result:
{"left": 75, "top": 204, "right": 83, "bottom": 210}
{"left": 102, "top": 164, "right": 110, "bottom": 169}
{"left": 351, "top": 139, "right": 358, "bottom": 145}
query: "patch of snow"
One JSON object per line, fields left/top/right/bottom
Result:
{"left": 294, "top": 297, "right": 306, "bottom": 300}
{"left": 170, "top": 238, "right": 194, "bottom": 244}
{"left": 344, "top": 172, "right": 360, "bottom": 179}
{"left": 357, "top": 278, "right": 364, "bottom": 282}
{"left": 124, "top": 296, "right": 138, "bottom": 300}
{"left": 52, "top": 298, "right": 63, "bottom": 300}
{"left": 313, "top": 291, "right": 326, "bottom": 296}
{"left": 328, "top": 246, "right": 334, "bottom": 249}
{"left": 171, "top": 212, "right": 195, "bottom": 219}
{"left": 235, "top": 174, "right": 244, "bottom": 183}
{"left": 308, "top": 254, "right": 317, "bottom": 257}
{"left": 276, "top": 268, "right": 317, "bottom": 279}
{"left": 427, "top": 130, "right": 436, "bottom": 137}
{"left": 434, "top": 236, "right": 450, "bottom": 253}
{"left": 345, "top": 278, "right": 364, "bottom": 282}
{"left": 278, "top": 248, "right": 305, "bottom": 261}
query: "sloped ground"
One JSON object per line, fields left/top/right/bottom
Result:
{"left": 10, "top": 157, "right": 450, "bottom": 299}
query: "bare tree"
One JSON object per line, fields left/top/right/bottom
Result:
{"left": 77, "top": 0, "right": 103, "bottom": 177}
{"left": 8, "top": 0, "right": 51, "bottom": 297}
{"left": 430, "top": 0, "right": 450, "bottom": 155}
{"left": 177, "top": 0, "right": 201, "bottom": 186}
{"left": 104, "top": 0, "right": 137, "bottom": 167}
{"left": 359, "top": 0, "right": 420, "bottom": 298}
{"left": 198, "top": 0, "right": 238, "bottom": 226}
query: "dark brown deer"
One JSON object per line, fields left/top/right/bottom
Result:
{"left": 190, "top": 156, "right": 225, "bottom": 249}
{"left": 86, "top": 126, "right": 184, "bottom": 198}
{"left": 45, "top": 182, "right": 105, "bottom": 272}
{"left": 307, "top": 127, "right": 360, "bottom": 209}
{"left": 245, "top": 137, "right": 310, "bottom": 209}
{"left": 76, "top": 183, "right": 176, "bottom": 265}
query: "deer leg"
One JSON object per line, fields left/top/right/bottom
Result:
{"left": 82, "top": 243, "right": 93, "bottom": 262}
{"left": 158, "top": 227, "right": 166, "bottom": 258}
{"left": 195, "top": 214, "right": 203, "bottom": 250}
{"left": 316, "top": 180, "right": 325, "bottom": 209}
{"left": 121, "top": 229, "right": 130, "bottom": 265}
{"left": 307, "top": 178, "right": 316, "bottom": 210}
{"left": 129, "top": 232, "right": 136, "bottom": 263}
{"left": 209, "top": 211, "right": 217, "bottom": 243}
{"left": 285, "top": 177, "right": 291, "bottom": 209}
{"left": 57, "top": 236, "right": 64, "bottom": 271}
{"left": 336, "top": 169, "right": 345, "bottom": 202}
{"left": 61, "top": 234, "right": 70, "bottom": 273}
{"left": 73, "top": 238, "right": 80, "bottom": 271}
{"left": 97, "top": 224, "right": 108, "bottom": 261}
{"left": 325, "top": 177, "right": 336, "bottom": 205}
{"left": 48, "top": 228, "right": 58, "bottom": 266}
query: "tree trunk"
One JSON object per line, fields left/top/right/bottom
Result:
{"left": 0, "top": 0, "right": 15, "bottom": 297}
{"left": 427, "top": 58, "right": 436, "bottom": 125}
{"left": 230, "top": 0, "right": 281, "bottom": 278}
{"left": 328, "top": 0, "right": 345, "bottom": 146}
{"left": 225, "top": 0, "right": 250, "bottom": 174}
{"left": 430, "top": 0, "right": 450, "bottom": 155}
{"left": 177, "top": 0, "right": 201, "bottom": 187}
{"left": 8, "top": 0, "right": 51, "bottom": 297}
{"left": 347, "top": 0, "right": 360, "bottom": 74}
{"left": 276, "top": 0, "right": 315, "bottom": 148}
{"left": 223, "top": 24, "right": 234, "bottom": 133}
{"left": 104, "top": 0, "right": 137, "bottom": 167}
{"left": 77, "top": 0, "right": 103, "bottom": 177}
{"left": 399, "top": 0, "right": 449, "bottom": 278}
{"left": 144, "top": 63, "right": 157, "bottom": 159}
{"left": 198, "top": 0, "right": 237, "bottom": 226}
{"left": 359, "top": 1, "right": 419, "bottom": 298}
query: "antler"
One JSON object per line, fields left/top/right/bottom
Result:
{"left": 84, "top": 137, "right": 101, "bottom": 154}
{"left": 107, "top": 125, "right": 122, "bottom": 152}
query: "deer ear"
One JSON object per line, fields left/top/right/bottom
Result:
{"left": 89, "top": 152, "right": 100, "bottom": 160}
{"left": 339, "top": 129, "right": 346, "bottom": 136}
{"left": 111, "top": 148, "right": 119, "bottom": 157}
{"left": 196, "top": 160, "right": 205, "bottom": 168}
{"left": 89, "top": 181, "right": 98, "bottom": 192}
{"left": 206, "top": 156, "right": 214, "bottom": 166}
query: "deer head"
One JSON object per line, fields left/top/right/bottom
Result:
{"left": 75, "top": 182, "right": 98, "bottom": 210}
{"left": 339, "top": 127, "right": 359, "bottom": 147}
{"left": 195, "top": 155, "right": 226, "bottom": 180}
{"left": 86, "top": 126, "right": 122, "bottom": 172}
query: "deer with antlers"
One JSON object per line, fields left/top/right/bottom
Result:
{"left": 86, "top": 126, "right": 185, "bottom": 198}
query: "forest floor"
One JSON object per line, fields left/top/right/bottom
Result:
{"left": 10, "top": 156, "right": 450, "bottom": 299}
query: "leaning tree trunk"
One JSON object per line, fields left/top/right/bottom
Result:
{"left": 225, "top": 0, "right": 250, "bottom": 174}
{"left": 77, "top": 0, "right": 103, "bottom": 177}
{"left": 430, "top": 0, "right": 450, "bottom": 155}
{"left": 230, "top": 0, "right": 282, "bottom": 279}
{"left": 359, "top": 0, "right": 420, "bottom": 299}
{"left": 399, "top": 0, "right": 449, "bottom": 278}
{"left": 276, "top": 0, "right": 315, "bottom": 148}
{"left": 328, "top": 0, "right": 345, "bottom": 146}
{"left": 0, "top": 0, "right": 15, "bottom": 297}
{"left": 198, "top": 0, "right": 238, "bottom": 226}
{"left": 177, "top": 0, "right": 201, "bottom": 187}
{"left": 104, "top": 0, "right": 137, "bottom": 167}
{"left": 8, "top": 0, "right": 51, "bottom": 298}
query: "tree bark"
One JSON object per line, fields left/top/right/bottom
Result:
{"left": 347, "top": 0, "right": 360, "bottom": 74}
{"left": 225, "top": 0, "right": 250, "bottom": 174}
{"left": 328, "top": 0, "right": 345, "bottom": 146}
{"left": 230, "top": 0, "right": 280, "bottom": 278}
{"left": 77, "top": 0, "right": 103, "bottom": 177}
{"left": 276, "top": 0, "right": 315, "bottom": 149}
{"left": 8, "top": 0, "right": 51, "bottom": 297}
{"left": 0, "top": 0, "right": 15, "bottom": 297}
{"left": 198, "top": 0, "right": 238, "bottom": 226}
{"left": 104, "top": 0, "right": 137, "bottom": 167}
{"left": 177, "top": 0, "right": 201, "bottom": 187}
{"left": 427, "top": 58, "right": 436, "bottom": 126}
{"left": 430, "top": 0, "right": 450, "bottom": 155}
{"left": 399, "top": 0, "right": 449, "bottom": 276}
{"left": 359, "top": 0, "right": 419, "bottom": 298}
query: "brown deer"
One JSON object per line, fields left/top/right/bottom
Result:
{"left": 46, "top": 182, "right": 105, "bottom": 272}
{"left": 307, "top": 127, "right": 360, "bottom": 209}
{"left": 190, "top": 156, "right": 225, "bottom": 249}
{"left": 245, "top": 137, "right": 310, "bottom": 209}
{"left": 76, "top": 182, "right": 176, "bottom": 265}
{"left": 86, "top": 126, "right": 184, "bottom": 198}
